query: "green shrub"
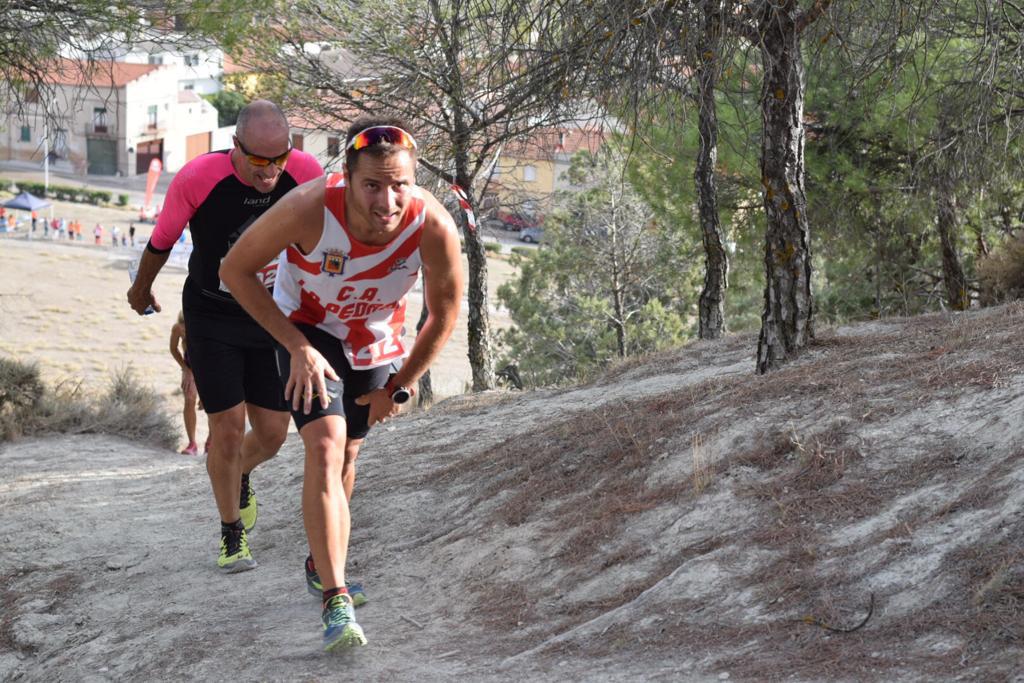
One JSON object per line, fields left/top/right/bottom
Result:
{"left": 510, "top": 246, "right": 533, "bottom": 257}
{"left": 0, "top": 359, "right": 177, "bottom": 449}
{"left": 117, "top": 193, "right": 130, "bottom": 206}
{"left": 483, "top": 242, "right": 501, "bottom": 254}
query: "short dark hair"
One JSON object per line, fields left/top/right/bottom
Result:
{"left": 344, "top": 116, "right": 417, "bottom": 173}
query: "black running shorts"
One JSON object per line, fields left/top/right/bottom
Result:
{"left": 275, "top": 323, "right": 392, "bottom": 439}
{"left": 183, "top": 308, "right": 288, "bottom": 414}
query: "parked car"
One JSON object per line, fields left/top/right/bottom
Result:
{"left": 519, "top": 226, "right": 544, "bottom": 244}
{"left": 495, "top": 212, "right": 538, "bottom": 231}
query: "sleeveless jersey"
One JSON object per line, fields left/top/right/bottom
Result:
{"left": 273, "top": 172, "right": 426, "bottom": 369}
{"left": 151, "top": 149, "right": 323, "bottom": 317}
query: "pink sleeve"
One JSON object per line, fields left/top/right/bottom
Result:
{"left": 286, "top": 150, "right": 324, "bottom": 184}
{"left": 150, "top": 154, "right": 228, "bottom": 251}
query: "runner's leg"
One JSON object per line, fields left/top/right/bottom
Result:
{"left": 206, "top": 403, "right": 247, "bottom": 523}
{"left": 300, "top": 415, "right": 350, "bottom": 592}
{"left": 241, "top": 404, "right": 289, "bottom": 473}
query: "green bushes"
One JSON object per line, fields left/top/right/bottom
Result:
{"left": 483, "top": 242, "right": 502, "bottom": 254}
{"left": 0, "top": 179, "right": 114, "bottom": 205}
{"left": 0, "top": 358, "right": 178, "bottom": 449}
{"left": 117, "top": 193, "right": 130, "bottom": 206}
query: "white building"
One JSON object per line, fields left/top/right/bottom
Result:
{"left": 0, "top": 59, "right": 218, "bottom": 176}
{"left": 120, "top": 40, "right": 225, "bottom": 95}
{"left": 288, "top": 113, "right": 347, "bottom": 173}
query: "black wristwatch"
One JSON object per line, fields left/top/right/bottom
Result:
{"left": 384, "top": 378, "right": 413, "bottom": 405}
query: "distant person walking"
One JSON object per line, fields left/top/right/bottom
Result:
{"left": 129, "top": 222, "right": 136, "bottom": 247}
{"left": 170, "top": 311, "right": 203, "bottom": 456}
{"left": 127, "top": 99, "right": 324, "bottom": 575}
{"left": 93, "top": 223, "right": 102, "bottom": 245}
{"left": 31, "top": 210, "right": 38, "bottom": 233}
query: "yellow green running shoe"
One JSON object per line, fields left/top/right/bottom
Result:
{"left": 239, "top": 474, "right": 257, "bottom": 532}
{"left": 322, "top": 593, "right": 366, "bottom": 651}
{"left": 218, "top": 526, "right": 257, "bottom": 573}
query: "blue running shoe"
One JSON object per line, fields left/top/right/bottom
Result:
{"left": 305, "top": 555, "right": 367, "bottom": 607}
{"left": 322, "top": 593, "right": 366, "bottom": 651}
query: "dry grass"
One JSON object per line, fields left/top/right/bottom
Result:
{"left": 692, "top": 433, "right": 712, "bottom": 493}
{"left": 0, "top": 358, "right": 177, "bottom": 448}
{"left": 421, "top": 303, "right": 1024, "bottom": 679}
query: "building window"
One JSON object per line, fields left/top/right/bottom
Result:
{"left": 183, "top": 83, "right": 195, "bottom": 90}
{"left": 184, "top": 54, "right": 200, "bottom": 67}
{"left": 524, "top": 165, "right": 537, "bottom": 182}
{"left": 20, "top": 125, "right": 30, "bottom": 142}
{"left": 147, "top": 54, "right": 164, "bottom": 65}
{"left": 93, "top": 108, "right": 108, "bottom": 133}
{"left": 147, "top": 105, "right": 158, "bottom": 129}
{"left": 558, "top": 132, "right": 566, "bottom": 146}
{"left": 327, "top": 136, "right": 341, "bottom": 157}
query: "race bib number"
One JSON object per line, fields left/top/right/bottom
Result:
{"left": 219, "top": 255, "right": 279, "bottom": 293}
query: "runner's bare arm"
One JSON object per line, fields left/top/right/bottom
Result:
{"left": 219, "top": 178, "right": 337, "bottom": 413}
{"left": 358, "top": 197, "right": 464, "bottom": 424}
{"left": 127, "top": 248, "right": 170, "bottom": 314}
{"left": 397, "top": 204, "right": 464, "bottom": 387}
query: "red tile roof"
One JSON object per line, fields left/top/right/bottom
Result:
{"left": 504, "top": 126, "right": 607, "bottom": 159}
{"left": 40, "top": 59, "right": 163, "bottom": 88}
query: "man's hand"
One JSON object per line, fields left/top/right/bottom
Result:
{"left": 355, "top": 388, "right": 403, "bottom": 426}
{"left": 286, "top": 344, "right": 340, "bottom": 414}
{"left": 127, "top": 284, "right": 161, "bottom": 315}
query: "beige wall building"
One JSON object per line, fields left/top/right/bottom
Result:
{"left": 487, "top": 125, "right": 607, "bottom": 220}
{"left": 1, "top": 59, "right": 218, "bottom": 176}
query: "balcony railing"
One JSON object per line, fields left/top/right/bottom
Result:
{"left": 86, "top": 123, "right": 115, "bottom": 136}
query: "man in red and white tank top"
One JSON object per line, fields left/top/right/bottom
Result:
{"left": 221, "top": 117, "right": 463, "bottom": 651}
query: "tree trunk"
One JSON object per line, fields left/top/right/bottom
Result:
{"left": 755, "top": 3, "right": 814, "bottom": 374}
{"left": 609, "top": 204, "right": 627, "bottom": 358}
{"left": 455, "top": 169, "right": 495, "bottom": 390}
{"left": 935, "top": 170, "right": 968, "bottom": 310}
{"left": 414, "top": 295, "right": 433, "bottom": 406}
{"left": 695, "top": 2, "right": 728, "bottom": 339}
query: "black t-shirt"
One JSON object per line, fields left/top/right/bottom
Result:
{"left": 150, "top": 148, "right": 323, "bottom": 317}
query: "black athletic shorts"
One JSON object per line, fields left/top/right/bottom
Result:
{"left": 183, "top": 308, "right": 288, "bottom": 414}
{"left": 275, "top": 323, "right": 393, "bottom": 439}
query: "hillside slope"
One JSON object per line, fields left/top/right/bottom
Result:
{"left": 2, "top": 304, "right": 1023, "bottom": 681}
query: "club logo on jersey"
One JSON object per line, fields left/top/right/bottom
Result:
{"left": 388, "top": 258, "right": 408, "bottom": 274}
{"left": 322, "top": 250, "right": 349, "bottom": 276}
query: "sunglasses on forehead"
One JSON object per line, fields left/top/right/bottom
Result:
{"left": 234, "top": 136, "right": 292, "bottom": 168}
{"left": 346, "top": 126, "right": 418, "bottom": 152}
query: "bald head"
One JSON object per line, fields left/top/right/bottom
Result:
{"left": 235, "top": 99, "right": 289, "bottom": 140}
{"left": 231, "top": 99, "right": 292, "bottom": 194}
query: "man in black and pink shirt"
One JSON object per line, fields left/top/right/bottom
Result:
{"left": 127, "top": 100, "right": 323, "bottom": 573}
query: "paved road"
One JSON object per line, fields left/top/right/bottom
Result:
{"left": 0, "top": 160, "right": 174, "bottom": 209}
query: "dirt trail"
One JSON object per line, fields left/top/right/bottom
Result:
{"left": 3, "top": 293, "right": 1024, "bottom": 680}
